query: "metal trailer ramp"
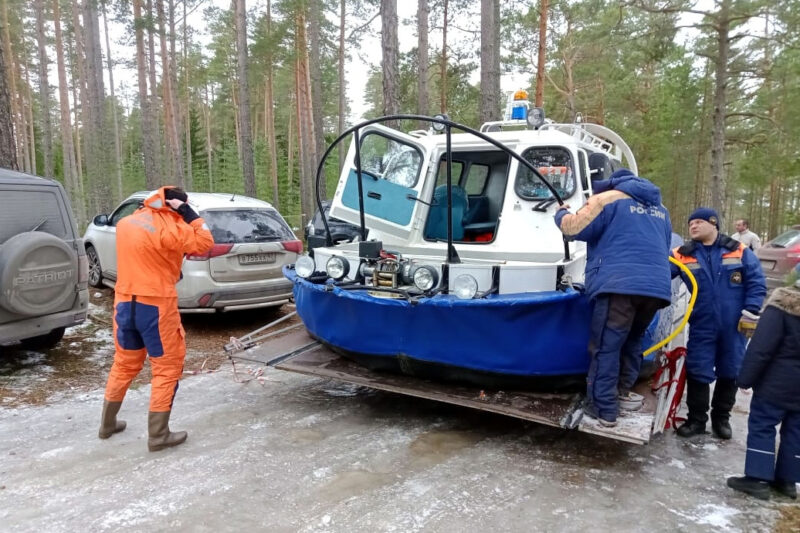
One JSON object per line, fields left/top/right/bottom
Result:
{"left": 227, "top": 327, "right": 656, "bottom": 445}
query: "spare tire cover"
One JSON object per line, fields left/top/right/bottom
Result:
{"left": 0, "top": 232, "right": 78, "bottom": 316}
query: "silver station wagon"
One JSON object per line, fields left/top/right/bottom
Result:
{"left": 83, "top": 191, "right": 301, "bottom": 313}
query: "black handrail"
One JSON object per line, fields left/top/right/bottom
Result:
{"left": 313, "top": 114, "right": 570, "bottom": 262}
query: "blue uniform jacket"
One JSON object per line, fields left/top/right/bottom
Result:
{"left": 671, "top": 234, "right": 767, "bottom": 381}
{"left": 554, "top": 169, "right": 672, "bottom": 303}
{"left": 737, "top": 287, "right": 800, "bottom": 411}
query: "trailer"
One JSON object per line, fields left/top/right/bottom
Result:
{"left": 225, "top": 315, "right": 663, "bottom": 445}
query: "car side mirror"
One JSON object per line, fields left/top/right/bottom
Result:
{"left": 93, "top": 214, "right": 109, "bottom": 226}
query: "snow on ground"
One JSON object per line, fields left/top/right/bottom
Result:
{"left": 0, "top": 366, "right": 792, "bottom": 532}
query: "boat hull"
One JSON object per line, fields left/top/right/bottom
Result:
{"left": 286, "top": 267, "right": 603, "bottom": 390}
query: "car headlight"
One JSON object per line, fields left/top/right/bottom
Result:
{"left": 295, "top": 255, "right": 316, "bottom": 278}
{"left": 411, "top": 265, "right": 438, "bottom": 291}
{"left": 453, "top": 274, "right": 478, "bottom": 299}
{"left": 326, "top": 255, "right": 350, "bottom": 280}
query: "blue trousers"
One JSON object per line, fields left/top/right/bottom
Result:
{"left": 587, "top": 294, "right": 663, "bottom": 420}
{"left": 745, "top": 395, "right": 800, "bottom": 483}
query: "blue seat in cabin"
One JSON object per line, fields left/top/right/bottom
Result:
{"left": 424, "top": 185, "right": 468, "bottom": 241}
{"left": 463, "top": 195, "right": 490, "bottom": 226}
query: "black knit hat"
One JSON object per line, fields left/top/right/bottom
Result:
{"left": 164, "top": 187, "right": 188, "bottom": 203}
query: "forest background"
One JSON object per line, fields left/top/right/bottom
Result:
{"left": 0, "top": 0, "right": 797, "bottom": 239}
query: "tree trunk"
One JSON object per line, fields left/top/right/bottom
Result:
{"left": 35, "top": 0, "right": 54, "bottom": 178}
{"left": 2, "top": 0, "right": 22, "bottom": 170}
{"left": 479, "top": 0, "right": 500, "bottom": 123}
{"left": 295, "top": 7, "right": 317, "bottom": 225}
{"left": 416, "top": 0, "right": 428, "bottom": 123}
{"left": 146, "top": 0, "right": 163, "bottom": 176}
{"left": 534, "top": 0, "right": 548, "bottom": 108}
{"left": 83, "top": 0, "right": 112, "bottom": 213}
{"left": 440, "top": 0, "right": 448, "bottom": 113}
{"left": 0, "top": 36, "right": 16, "bottom": 169}
{"left": 308, "top": 0, "right": 325, "bottom": 191}
{"left": 266, "top": 0, "right": 279, "bottom": 207}
{"left": 182, "top": 0, "right": 192, "bottom": 190}
{"left": 234, "top": 0, "right": 256, "bottom": 197}
{"left": 53, "top": 0, "right": 84, "bottom": 225}
{"left": 71, "top": 0, "right": 87, "bottom": 184}
{"left": 337, "top": 0, "right": 346, "bottom": 171}
{"left": 101, "top": 1, "right": 123, "bottom": 201}
{"left": 381, "top": 0, "right": 399, "bottom": 123}
{"left": 156, "top": 0, "right": 184, "bottom": 187}
{"left": 709, "top": 0, "right": 730, "bottom": 224}
{"left": 133, "top": 0, "right": 159, "bottom": 189}
{"left": 204, "top": 82, "right": 212, "bottom": 191}
{"left": 23, "top": 58, "right": 36, "bottom": 174}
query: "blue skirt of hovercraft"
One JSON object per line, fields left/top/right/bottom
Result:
{"left": 286, "top": 267, "right": 602, "bottom": 377}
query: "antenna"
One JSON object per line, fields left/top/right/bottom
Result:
{"left": 230, "top": 193, "right": 236, "bottom": 201}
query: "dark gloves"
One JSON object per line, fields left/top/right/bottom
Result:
{"left": 176, "top": 203, "right": 200, "bottom": 224}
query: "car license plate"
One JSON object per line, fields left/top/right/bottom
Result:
{"left": 239, "top": 253, "right": 276, "bottom": 265}
{"left": 759, "top": 260, "right": 775, "bottom": 271}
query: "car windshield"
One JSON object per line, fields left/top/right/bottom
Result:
{"left": 203, "top": 209, "right": 294, "bottom": 243}
{"left": 770, "top": 228, "right": 800, "bottom": 248}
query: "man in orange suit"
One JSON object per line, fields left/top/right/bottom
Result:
{"left": 98, "top": 186, "right": 213, "bottom": 451}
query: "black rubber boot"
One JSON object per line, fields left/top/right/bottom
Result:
{"left": 727, "top": 476, "right": 770, "bottom": 500}
{"left": 711, "top": 378, "right": 737, "bottom": 440}
{"left": 98, "top": 400, "right": 126, "bottom": 439}
{"left": 770, "top": 479, "right": 798, "bottom": 499}
{"left": 677, "top": 379, "right": 709, "bottom": 438}
{"left": 147, "top": 411, "right": 187, "bottom": 452}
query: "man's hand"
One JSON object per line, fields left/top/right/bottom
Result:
{"left": 166, "top": 198, "right": 185, "bottom": 210}
{"left": 737, "top": 309, "right": 759, "bottom": 338}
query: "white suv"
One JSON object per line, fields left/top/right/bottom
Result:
{"left": 83, "top": 191, "right": 300, "bottom": 313}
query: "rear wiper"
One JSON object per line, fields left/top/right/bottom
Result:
{"left": 29, "top": 217, "right": 47, "bottom": 232}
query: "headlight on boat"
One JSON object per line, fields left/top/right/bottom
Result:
{"left": 411, "top": 265, "right": 438, "bottom": 291}
{"left": 295, "top": 255, "right": 316, "bottom": 278}
{"left": 326, "top": 255, "right": 350, "bottom": 280}
{"left": 453, "top": 274, "right": 478, "bottom": 300}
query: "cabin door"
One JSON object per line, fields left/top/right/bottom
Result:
{"left": 329, "top": 125, "right": 429, "bottom": 242}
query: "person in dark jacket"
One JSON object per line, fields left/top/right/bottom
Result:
{"left": 555, "top": 169, "right": 672, "bottom": 427}
{"left": 726, "top": 278, "right": 800, "bottom": 500}
{"left": 671, "top": 208, "right": 767, "bottom": 439}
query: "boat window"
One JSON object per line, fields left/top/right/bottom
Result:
{"left": 359, "top": 132, "right": 423, "bottom": 188}
{"left": 434, "top": 160, "right": 465, "bottom": 187}
{"left": 514, "top": 146, "right": 576, "bottom": 201}
{"left": 464, "top": 164, "right": 489, "bottom": 195}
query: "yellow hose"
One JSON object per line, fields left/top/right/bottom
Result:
{"left": 642, "top": 255, "right": 698, "bottom": 357}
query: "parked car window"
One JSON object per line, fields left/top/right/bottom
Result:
{"left": 770, "top": 228, "right": 800, "bottom": 248}
{"left": 110, "top": 201, "right": 141, "bottom": 226}
{"left": 515, "top": 146, "right": 576, "bottom": 201}
{"left": 1, "top": 190, "right": 68, "bottom": 242}
{"left": 359, "top": 132, "right": 423, "bottom": 188}
{"left": 204, "top": 209, "right": 295, "bottom": 243}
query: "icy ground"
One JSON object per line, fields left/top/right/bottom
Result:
{"left": 0, "top": 365, "right": 794, "bottom": 532}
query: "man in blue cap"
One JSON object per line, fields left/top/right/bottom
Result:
{"left": 555, "top": 169, "right": 673, "bottom": 427}
{"left": 671, "top": 207, "right": 766, "bottom": 439}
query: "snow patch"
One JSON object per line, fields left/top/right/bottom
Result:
{"left": 695, "top": 503, "right": 740, "bottom": 529}
{"left": 669, "top": 458, "right": 686, "bottom": 470}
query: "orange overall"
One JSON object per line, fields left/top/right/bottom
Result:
{"left": 103, "top": 188, "right": 213, "bottom": 412}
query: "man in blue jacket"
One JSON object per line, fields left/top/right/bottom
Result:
{"left": 671, "top": 208, "right": 766, "bottom": 439}
{"left": 555, "top": 169, "right": 672, "bottom": 427}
